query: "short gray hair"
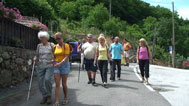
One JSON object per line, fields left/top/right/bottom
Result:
{"left": 38, "top": 31, "right": 50, "bottom": 40}
{"left": 87, "top": 34, "right": 93, "bottom": 38}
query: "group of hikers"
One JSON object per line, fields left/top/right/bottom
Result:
{"left": 33, "top": 31, "right": 152, "bottom": 106}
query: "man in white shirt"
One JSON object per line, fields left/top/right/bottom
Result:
{"left": 78, "top": 38, "right": 86, "bottom": 70}
{"left": 82, "top": 34, "right": 98, "bottom": 85}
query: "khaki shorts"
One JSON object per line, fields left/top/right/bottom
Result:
{"left": 124, "top": 51, "right": 130, "bottom": 58}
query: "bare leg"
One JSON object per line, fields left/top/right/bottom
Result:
{"left": 146, "top": 78, "right": 149, "bottom": 85}
{"left": 54, "top": 74, "right": 61, "bottom": 103}
{"left": 125, "top": 57, "right": 127, "bottom": 65}
{"left": 62, "top": 74, "right": 68, "bottom": 99}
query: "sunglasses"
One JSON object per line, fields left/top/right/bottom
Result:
{"left": 56, "top": 38, "right": 61, "bottom": 40}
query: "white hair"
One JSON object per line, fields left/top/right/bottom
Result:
{"left": 99, "top": 33, "right": 104, "bottom": 37}
{"left": 38, "top": 31, "right": 50, "bottom": 40}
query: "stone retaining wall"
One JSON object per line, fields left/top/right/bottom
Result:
{"left": 0, "top": 45, "right": 35, "bottom": 88}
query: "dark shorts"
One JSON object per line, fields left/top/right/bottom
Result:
{"left": 84, "top": 58, "right": 97, "bottom": 72}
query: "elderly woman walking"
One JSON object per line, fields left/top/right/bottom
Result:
{"left": 33, "top": 31, "right": 54, "bottom": 105}
{"left": 136, "top": 38, "right": 152, "bottom": 85}
{"left": 53, "top": 32, "right": 70, "bottom": 106}
{"left": 94, "top": 35, "right": 109, "bottom": 88}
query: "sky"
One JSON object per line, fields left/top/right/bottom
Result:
{"left": 142, "top": 0, "right": 189, "bottom": 19}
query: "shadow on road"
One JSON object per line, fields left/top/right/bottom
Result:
{"left": 108, "top": 84, "right": 138, "bottom": 90}
{"left": 118, "top": 79, "right": 141, "bottom": 83}
{"left": 67, "top": 88, "right": 103, "bottom": 106}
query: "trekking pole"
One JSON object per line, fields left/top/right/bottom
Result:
{"left": 78, "top": 60, "right": 81, "bottom": 83}
{"left": 27, "top": 61, "right": 36, "bottom": 101}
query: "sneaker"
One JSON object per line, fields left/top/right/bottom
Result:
{"left": 46, "top": 96, "right": 51, "bottom": 105}
{"left": 92, "top": 81, "right": 97, "bottom": 86}
{"left": 40, "top": 97, "right": 47, "bottom": 104}
{"left": 111, "top": 79, "right": 115, "bottom": 82}
{"left": 88, "top": 80, "right": 92, "bottom": 84}
{"left": 104, "top": 82, "right": 108, "bottom": 88}
{"left": 118, "top": 77, "right": 121, "bottom": 80}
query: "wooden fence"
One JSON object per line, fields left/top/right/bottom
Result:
{"left": 0, "top": 17, "right": 39, "bottom": 50}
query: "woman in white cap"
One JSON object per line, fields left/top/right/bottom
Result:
{"left": 34, "top": 31, "right": 54, "bottom": 105}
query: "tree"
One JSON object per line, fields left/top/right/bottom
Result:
{"left": 86, "top": 4, "right": 109, "bottom": 29}
{"left": 142, "top": 16, "right": 158, "bottom": 44}
{"left": 75, "top": 0, "right": 94, "bottom": 19}
{"left": 103, "top": 17, "right": 122, "bottom": 36}
{"left": 125, "top": 24, "right": 144, "bottom": 47}
{"left": 59, "top": 1, "right": 77, "bottom": 20}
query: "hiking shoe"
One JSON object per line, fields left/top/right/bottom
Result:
{"left": 92, "top": 81, "right": 97, "bottom": 86}
{"left": 111, "top": 79, "right": 115, "bottom": 82}
{"left": 46, "top": 96, "right": 52, "bottom": 105}
{"left": 88, "top": 80, "right": 92, "bottom": 84}
{"left": 40, "top": 97, "right": 47, "bottom": 104}
{"left": 104, "top": 82, "right": 108, "bottom": 88}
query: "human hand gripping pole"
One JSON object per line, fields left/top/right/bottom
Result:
{"left": 27, "top": 60, "right": 36, "bottom": 101}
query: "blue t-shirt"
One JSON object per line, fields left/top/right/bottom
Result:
{"left": 109, "top": 43, "right": 123, "bottom": 59}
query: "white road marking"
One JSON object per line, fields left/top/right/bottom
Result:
{"left": 133, "top": 65, "right": 155, "bottom": 92}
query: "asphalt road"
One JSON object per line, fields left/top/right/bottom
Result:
{"left": 0, "top": 63, "right": 171, "bottom": 106}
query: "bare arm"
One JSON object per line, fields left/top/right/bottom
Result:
{"left": 107, "top": 47, "right": 110, "bottom": 60}
{"left": 34, "top": 44, "right": 40, "bottom": 61}
{"left": 136, "top": 48, "right": 139, "bottom": 64}
{"left": 148, "top": 49, "right": 152, "bottom": 63}
{"left": 60, "top": 54, "right": 69, "bottom": 64}
{"left": 94, "top": 48, "right": 99, "bottom": 64}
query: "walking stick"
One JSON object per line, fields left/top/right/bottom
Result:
{"left": 27, "top": 61, "right": 36, "bottom": 101}
{"left": 78, "top": 60, "right": 81, "bottom": 83}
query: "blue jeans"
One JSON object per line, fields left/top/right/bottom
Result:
{"left": 54, "top": 62, "right": 70, "bottom": 74}
{"left": 37, "top": 65, "right": 54, "bottom": 98}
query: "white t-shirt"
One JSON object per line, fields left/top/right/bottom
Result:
{"left": 82, "top": 42, "right": 98, "bottom": 59}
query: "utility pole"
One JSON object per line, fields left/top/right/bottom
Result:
{"left": 51, "top": 20, "right": 53, "bottom": 33}
{"left": 172, "top": 1, "right": 176, "bottom": 68}
{"left": 152, "top": 26, "right": 156, "bottom": 64}
{"left": 109, "top": 0, "right": 112, "bottom": 19}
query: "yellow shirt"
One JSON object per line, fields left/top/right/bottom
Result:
{"left": 98, "top": 46, "right": 108, "bottom": 60}
{"left": 54, "top": 43, "right": 70, "bottom": 62}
